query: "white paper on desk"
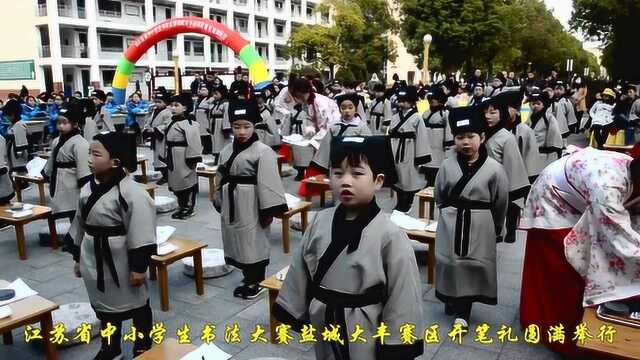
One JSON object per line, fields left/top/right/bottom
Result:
{"left": 0, "top": 279, "right": 38, "bottom": 307}
{"left": 26, "top": 157, "right": 47, "bottom": 178}
{"left": 275, "top": 266, "right": 290, "bottom": 281}
{"left": 180, "top": 343, "right": 231, "bottom": 360}
{"left": 157, "top": 243, "right": 177, "bottom": 256}
{"left": 390, "top": 211, "right": 427, "bottom": 231}
{"left": 11, "top": 210, "right": 34, "bottom": 218}
{"left": 424, "top": 221, "right": 438, "bottom": 232}
{"left": 283, "top": 134, "right": 312, "bottom": 147}
{"left": 156, "top": 226, "right": 175, "bottom": 245}
{"left": 285, "top": 193, "right": 301, "bottom": 208}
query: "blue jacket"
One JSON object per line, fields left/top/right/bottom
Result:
{"left": 126, "top": 100, "right": 149, "bottom": 127}
{"left": 47, "top": 104, "right": 62, "bottom": 133}
{"left": 21, "top": 104, "right": 48, "bottom": 119}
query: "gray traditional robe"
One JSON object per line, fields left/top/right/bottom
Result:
{"left": 194, "top": 97, "right": 213, "bottom": 136}
{"left": 0, "top": 135, "right": 14, "bottom": 202}
{"left": 281, "top": 105, "right": 316, "bottom": 167}
{"left": 551, "top": 97, "right": 577, "bottom": 138}
{"left": 526, "top": 111, "right": 564, "bottom": 172}
{"left": 143, "top": 107, "right": 173, "bottom": 169}
{"left": 163, "top": 116, "right": 203, "bottom": 192}
{"left": 83, "top": 117, "right": 98, "bottom": 143}
{"left": 510, "top": 121, "right": 541, "bottom": 179}
{"left": 67, "top": 171, "right": 157, "bottom": 313}
{"left": 434, "top": 148, "right": 509, "bottom": 305}
{"left": 255, "top": 106, "right": 280, "bottom": 147}
{"left": 43, "top": 132, "right": 91, "bottom": 215}
{"left": 310, "top": 118, "right": 371, "bottom": 173}
{"left": 275, "top": 202, "right": 424, "bottom": 360}
{"left": 211, "top": 100, "right": 231, "bottom": 154}
{"left": 367, "top": 98, "right": 393, "bottom": 135}
{"left": 484, "top": 127, "right": 530, "bottom": 208}
{"left": 630, "top": 98, "right": 640, "bottom": 123}
{"left": 422, "top": 107, "right": 453, "bottom": 171}
{"left": 213, "top": 137, "right": 288, "bottom": 267}
{"left": 6, "top": 121, "right": 29, "bottom": 171}
{"left": 388, "top": 108, "right": 431, "bottom": 191}
{"left": 96, "top": 108, "right": 117, "bottom": 132}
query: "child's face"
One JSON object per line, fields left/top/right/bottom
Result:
{"left": 428, "top": 99, "right": 441, "bottom": 108}
{"left": 54, "top": 97, "right": 64, "bottom": 106}
{"left": 199, "top": 88, "right": 209, "bottom": 97}
{"left": 530, "top": 100, "right": 545, "bottom": 113}
{"left": 399, "top": 101, "right": 413, "bottom": 110}
{"left": 132, "top": 94, "right": 141, "bottom": 103}
{"left": 213, "top": 92, "right": 221, "bottom": 100}
{"left": 340, "top": 100, "right": 356, "bottom": 120}
{"left": 257, "top": 97, "right": 266, "bottom": 106}
{"left": 375, "top": 91, "right": 385, "bottom": 99}
{"left": 232, "top": 120, "right": 254, "bottom": 143}
{"left": 171, "top": 102, "right": 186, "bottom": 115}
{"left": 330, "top": 157, "right": 384, "bottom": 208}
{"left": 89, "top": 141, "right": 116, "bottom": 175}
{"left": 154, "top": 99, "right": 166, "bottom": 109}
{"left": 454, "top": 132, "right": 483, "bottom": 158}
{"left": 484, "top": 105, "right": 501, "bottom": 128}
{"left": 27, "top": 98, "right": 35, "bottom": 106}
{"left": 56, "top": 117, "right": 74, "bottom": 134}
{"left": 473, "top": 87, "right": 484, "bottom": 97}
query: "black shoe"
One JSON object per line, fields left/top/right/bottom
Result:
{"left": 94, "top": 346, "right": 123, "bottom": 360}
{"left": 242, "top": 283, "right": 266, "bottom": 299}
{"left": 157, "top": 177, "right": 167, "bottom": 185}
{"left": 177, "top": 208, "right": 196, "bottom": 219}
{"left": 171, "top": 209, "right": 185, "bottom": 219}
{"left": 233, "top": 285, "right": 247, "bottom": 298}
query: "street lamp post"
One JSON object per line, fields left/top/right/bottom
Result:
{"left": 422, "top": 34, "right": 432, "bottom": 84}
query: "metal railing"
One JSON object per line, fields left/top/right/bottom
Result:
{"left": 98, "top": 9, "right": 122, "bottom": 18}
{"left": 77, "top": 7, "right": 86, "bottom": 18}
{"left": 58, "top": 4, "right": 73, "bottom": 17}
{"left": 61, "top": 45, "right": 87, "bottom": 58}
{"left": 233, "top": 0, "right": 247, "bottom": 6}
{"left": 40, "top": 45, "right": 51, "bottom": 58}
{"left": 36, "top": 4, "right": 47, "bottom": 16}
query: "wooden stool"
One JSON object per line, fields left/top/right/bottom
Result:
{"left": 0, "top": 204, "right": 58, "bottom": 260}
{"left": 136, "top": 155, "right": 148, "bottom": 183}
{"left": 142, "top": 183, "right": 156, "bottom": 199}
{"left": 578, "top": 307, "right": 640, "bottom": 359}
{"left": 274, "top": 201, "right": 311, "bottom": 253}
{"left": 416, "top": 187, "right": 436, "bottom": 220}
{"left": 14, "top": 174, "right": 48, "bottom": 206}
{"left": 405, "top": 222, "right": 436, "bottom": 284}
{"left": 302, "top": 176, "right": 331, "bottom": 207}
{"left": 197, "top": 168, "right": 217, "bottom": 201}
{"left": 0, "top": 279, "right": 59, "bottom": 359}
{"left": 149, "top": 237, "right": 207, "bottom": 311}
{"left": 134, "top": 338, "right": 197, "bottom": 359}
{"left": 259, "top": 273, "right": 283, "bottom": 343}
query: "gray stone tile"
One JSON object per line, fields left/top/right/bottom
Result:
{"left": 433, "top": 342, "right": 499, "bottom": 360}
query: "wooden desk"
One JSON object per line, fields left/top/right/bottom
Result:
{"left": 197, "top": 167, "right": 217, "bottom": 201}
{"left": 604, "top": 144, "right": 634, "bottom": 153}
{"left": 149, "top": 237, "right": 207, "bottom": 311}
{"left": 274, "top": 201, "right": 311, "bottom": 254}
{"left": 134, "top": 338, "right": 197, "bottom": 359}
{"left": 0, "top": 279, "right": 59, "bottom": 360}
{"left": 0, "top": 204, "right": 58, "bottom": 260}
{"left": 136, "top": 155, "right": 148, "bottom": 183}
{"left": 143, "top": 183, "right": 156, "bottom": 199}
{"left": 302, "top": 176, "right": 331, "bottom": 207}
{"left": 259, "top": 274, "right": 283, "bottom": 343}
{"left": 14, "top": 174, "right": 48, "bottom": 206}
{"left": 578, "top": 307, "right": 640, "bottom": 360}
{"left": 405, "top": 222, "right": 436, "bottom": 284}
{"left": 415, "top": 187, "right": 435, "bottom": 220}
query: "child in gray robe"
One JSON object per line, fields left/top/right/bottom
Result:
{"left": 388, "top": 86, "right": 432, "bottom": 212}
{"left": 42, "top": 102, "right": 91, "bottom": 223}
{"left": 210, "top": 85, "right": 231, "bottom": 165}
{"left": 252, "top": 89, "right": 281, "bottom": 149}
{"left": 3, "top": 99, "right": 29, "bottom": 174}
{"left": 367, "top": 82, "right": 393, "bottom": 135}
{"left": 422, "top": 87, "right": 453, "bottom": 186}
{"left": 435, "top": 106, "right": 509, "bottom": 331}
{"left": 275, "top": 135, "right": 424, "bottom": 359}
{"left": 213, "top": 98, "right": 288, "bottom": 299}
{"left": 0, "top": 132, "right": 14, "bottom": 204}
{"left": 164, "top": 93, "right": 203, "bottom": 220}
{"left": 525, "top": 89, "right": 564, "bottom": 171}
{"left": 65, "top": 131, "right": 156, "bottom": 359}
{"left": 142, "top": 90, "right": 173, "bottom": 185}
{"left": 194, "top": 86, "right": 214, "bottom": 155}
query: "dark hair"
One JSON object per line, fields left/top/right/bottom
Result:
{"left": 631, "top": 158, "right": 640, "bottom": 182}
{"left": 331, "top": 152, "right": 378, "bottom": 179}
{"left": 27, "top": 95, "right": 36, "bottom": 103}
{"left": 289, "top": 78, "right": 312, "bottom": 96}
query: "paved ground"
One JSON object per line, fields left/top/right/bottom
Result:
{"left": 0, "top": 134, "right": 591, "bottom": 359}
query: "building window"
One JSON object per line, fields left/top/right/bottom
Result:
{"left": 125, "top": 5, "right": 139, "bottom": 16}
{"left": 275, "top": 0, "right": 283, "bottom": 10}
{"left": 234, "top": 17, "right": 248, "bottom": 33}
{"left": 211, "top": 12, "right": 225, "bottom": 24}
{"left": 100, "top": 34, "right": 123, "bottom": 52}
{"left": 102, "top": 70, "right": 116, "bottom": 87}
{"left": 275, "top": 46, "right": 285, "bottom": 59}
{"left": 275, "top": 22, "right": 285, "bottom": 36}
{"left": 193, "top": 40, "right": 204, "bottom": 56}
{"left": 98, "top": 0, "right": 122, "bottom": 17}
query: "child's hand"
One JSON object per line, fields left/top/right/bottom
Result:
{"left": 73, "top": 262, "right": 81, "bottom": 278}
{"left": 129, "top": 271, "right": 147, "bottom": 286}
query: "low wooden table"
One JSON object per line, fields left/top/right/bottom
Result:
{"left": 274, "top": 201, "right": 311, "bottom": 253}
{"left": 0, "top": 279, "right": 59, "bottom": 360}
{"left": 405, "top": 221, "right": 437, "bottom": 284}
{"left": 136, "top": 155, "right": 148, "bottom": 183}
{"left": 603, "top": 144, "right": 634, "bottom": 153}
{"left": 143, "top": 183, "right": 156, "bottom": 199}
{"left": 197, "top": 167, "right": 217, "bottom": 201}
{"left": 14, "top": 174, "right": 48, "bottom": 206}
{"left": 259, "top": 273, "right": 284, "bottom": 343}
{"left": 149, "top": 236, "right": 207, "bottom": 311}
{"left": 0, "top": 204, "right": 58, "bottom": 260}
{"left": 302, "top": 176, "right": 331, "bottom": 207}
{"left": 134, "top": 337, "right": 197, "bottom": 359}
{"left": 577, "top": 307, "right": 640, "bottom": 359}
{"left": 415, "top": 187, "right": 436, "bottom": 220}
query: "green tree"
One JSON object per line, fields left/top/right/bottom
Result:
{"left": 571, "top": 0, "right": 640, "bottom": 80}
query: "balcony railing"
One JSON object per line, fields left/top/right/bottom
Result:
{"left": 78, "top": 7, "right": 86, "bottom": 18}
{"left": 101, "top": 46, "right": 124, "bottom": 53}
{"left": 40, "top": 45, "right": 51, "bottom": 58}
{"left": 36, "top": 4, "right": 47, "bottom": 16}
{"left": 99, "top": 10, "right": 122, "bottom": 18}
{"left": 233, "top": 0, "right": 247, "bottom": 6}
{"left": 61, "top": 45, "right": 87, "bottom": 58}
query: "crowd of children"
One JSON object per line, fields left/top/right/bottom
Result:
{"left": 1, "top": 71, "right": 639, "bottom": 360}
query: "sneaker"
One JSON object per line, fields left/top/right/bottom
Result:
{"left": 178, "top": 208, "right": 196, "bottom": 219}
{"left": 453, "top": 318, "right": 469, "bottom": 333}
{"left": 94, "top": 347, "right": 123, "bottom": 360}
{"left": 242, "top": 284, "right": 266, "bottom": 299}
{"left": 233, "top": 285, "right": 247, "bottom": 298}
{"left": 171, "top": 209, "right": 185, "bottom": 219}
